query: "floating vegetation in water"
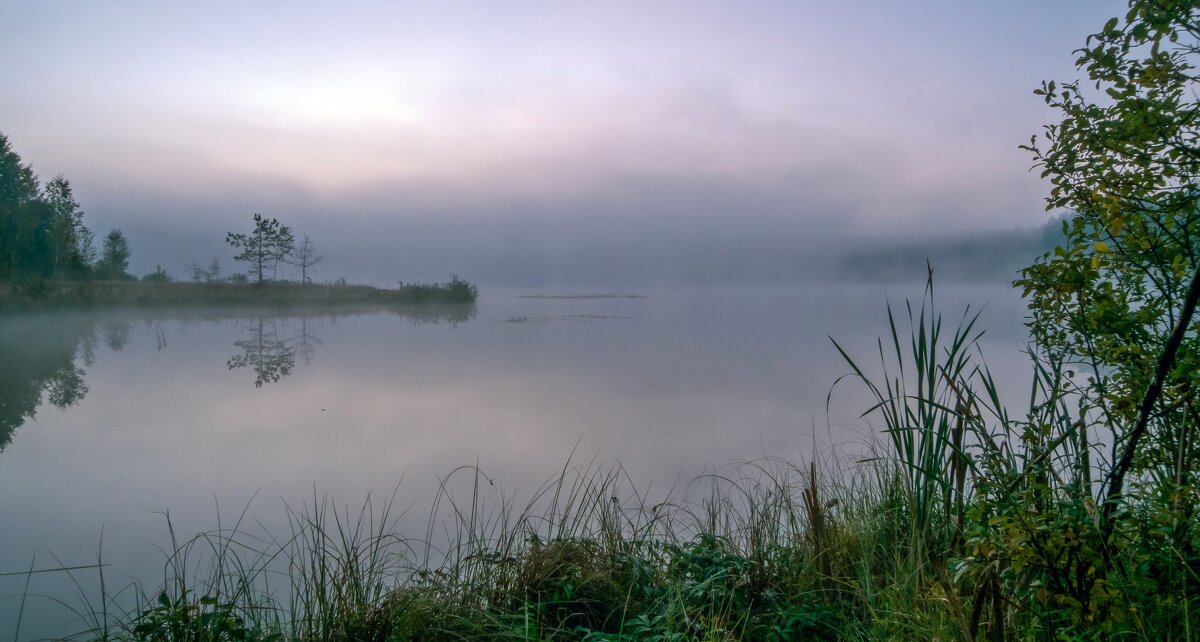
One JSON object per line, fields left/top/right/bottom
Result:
{"left": 499, "top": 314, "right": 632, "bottom": 323}
{"left": 561, "top": 314, "right": 631, "bottom": 321}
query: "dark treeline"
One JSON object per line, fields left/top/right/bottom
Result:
{"left": 0, "top": 134, "right": 465, "bottom": 296}
{"left": 0, "top": 133, "right": 479, "bottom": 306}
{"left": 0, "top": 133, "right": 123, "bottom": 282}
{"left": 2, "top": 132, "right": 90, "bottom": 279}
{"left": 0, "top": 132, "right": 321, "bottom": 287}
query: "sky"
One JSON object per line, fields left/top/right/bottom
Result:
{"left": 1, "top": 1, "right": 1126, "bottom": 285}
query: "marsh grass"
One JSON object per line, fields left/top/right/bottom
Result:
{"left": 62, "top": 458, "right": 878, "bottom": 642}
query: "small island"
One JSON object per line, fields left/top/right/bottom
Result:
{"left": 0, "top": 134, "right": 477, "bottom": 311}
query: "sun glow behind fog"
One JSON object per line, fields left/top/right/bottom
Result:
{"left": 168, "top": 60, "right": 474, "bottom": 190}
{"left": 234, "top": 66, "right": 430, "bottom": 133}
{"left": 171, "top": 67, "right": 812, "bottom": 195}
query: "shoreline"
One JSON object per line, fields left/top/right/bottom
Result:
{"left": 0, "top": 279, "right": 478, "bottom": 311}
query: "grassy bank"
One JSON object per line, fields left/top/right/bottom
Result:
{"left": 17, "top": 285, "right": 1194, "bottom": 642}
{"left": 0, "top": 277, "right": 478, "bottom": 311}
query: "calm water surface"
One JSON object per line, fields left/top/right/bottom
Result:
{"left": 0, "top": 284, "right": 1031, "bottom": 638}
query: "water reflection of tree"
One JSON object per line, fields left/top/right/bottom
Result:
{"left": 226, "top": 318, "right": 298, "bottom": 388}
{"left": 0, "top": 316, "right": 120, "bottom": 450}
{"left": 223, "top": 303, "right": 477, "bottom": 387}
{"left": 396, "top": 304, "right": 475, "bottom": 327}
{"left": 0, "top": 304, "right": 476, "bottom": 446}
{"left": 297, "top": 318, "right": 321, "bottom": 365}
{"left": 100, "top": 319, "right": 132, "bottom": 351}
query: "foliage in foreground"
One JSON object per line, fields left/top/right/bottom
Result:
{"left": 1006, "top": 0, "right": 1200, "bottom": 636}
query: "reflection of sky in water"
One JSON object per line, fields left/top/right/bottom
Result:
{"left": 0, "top": 284, "right": 1031, "bottom": 639}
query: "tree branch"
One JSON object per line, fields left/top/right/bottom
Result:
{"left": 1101, "top": 265, "right": 1200, "bottom": 539}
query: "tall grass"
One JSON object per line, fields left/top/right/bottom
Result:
{"left": 831, "top": 277, "right": 1199, "bottom": 640}
{"left": 831, "top": 275, "right": 982, "bottom": 564}
{"left": 34, "top": 458, "right": 895, "bottom": 641}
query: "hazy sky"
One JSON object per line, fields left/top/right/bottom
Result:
{"left": 1, "top": 2, "right": 1124, "bottom": 284}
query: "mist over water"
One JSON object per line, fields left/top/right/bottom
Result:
{"left": 0, "top": 282, "right": 1032, "bottom": 639}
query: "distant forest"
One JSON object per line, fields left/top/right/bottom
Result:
{"left": 835, "top": 220, "right": 1066, "bottom": 283}
{"left": 0, "top": 132, "right": 134, "bottom": 282}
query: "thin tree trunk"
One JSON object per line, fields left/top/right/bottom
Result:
{"left": 1101, "top": 267, "right": 1200, "bottom": 540}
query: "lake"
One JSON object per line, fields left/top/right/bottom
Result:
{"left": 0, "top": 283, "right": 1033, "bottom": 639}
